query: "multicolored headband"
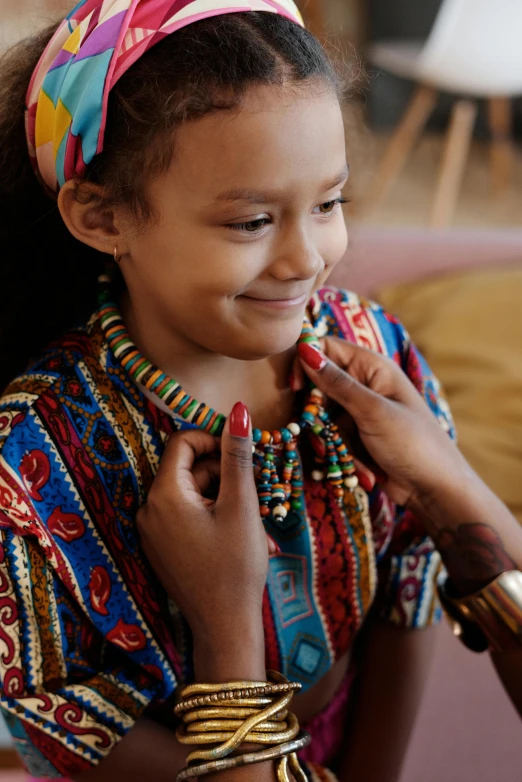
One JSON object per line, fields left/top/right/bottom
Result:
{"left": 25, "top": 0, "right": 304, "bottom": 194}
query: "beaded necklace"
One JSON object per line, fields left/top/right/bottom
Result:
{"left": 97, "top": 275, "right": 360, "bottom": 525}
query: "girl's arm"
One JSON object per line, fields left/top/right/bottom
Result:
{"left": 339, "top": 622, "right": 436, "bottom": 782}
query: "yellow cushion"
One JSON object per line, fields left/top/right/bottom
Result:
{"left": 378, "top": 266, "right": 522, "bottom": 524}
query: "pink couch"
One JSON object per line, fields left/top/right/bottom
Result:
{"left": 330, "top": 226, "right": 522, "bottom": 297}
{"left": 331, "top": 227, "right": 522, "bottom": 782}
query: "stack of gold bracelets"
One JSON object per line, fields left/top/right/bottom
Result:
{"left": 174, "top": 671, "right": 310, "bottom": 781}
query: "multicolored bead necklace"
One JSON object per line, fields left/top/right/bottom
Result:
{"left": 97, "top": 275, "right": 359, "bottom": 524}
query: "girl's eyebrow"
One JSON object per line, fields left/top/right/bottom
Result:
{"left": 210, "top": 164, "right": 350, "bottom": 205}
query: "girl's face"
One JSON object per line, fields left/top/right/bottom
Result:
{"left": 119, "top": 81, "right": 349, "bottom": 360}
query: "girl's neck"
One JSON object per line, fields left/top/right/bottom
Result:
{"left": 120, "top": 291, "right": 298, "bottom": 432}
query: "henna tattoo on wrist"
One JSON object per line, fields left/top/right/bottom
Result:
{"left": 434, "top": 523, "right": 517, "bottom": 597}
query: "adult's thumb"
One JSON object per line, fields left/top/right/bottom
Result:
{"left": 217, "top": 401, "right": 257, "bottom": 507}
{"left": 297, "top": 342, "right": 382, "bottom": 421}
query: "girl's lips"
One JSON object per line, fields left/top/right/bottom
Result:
{"left": 239, "top": 293, "right": 308, "bottom": 309}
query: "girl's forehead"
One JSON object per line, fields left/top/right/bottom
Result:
{"left": 168, "top": 84, "right": 347, "bottom": 196}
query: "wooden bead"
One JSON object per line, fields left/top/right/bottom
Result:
{"left": 260, "top": 430, "right": 272, "bottom": 444}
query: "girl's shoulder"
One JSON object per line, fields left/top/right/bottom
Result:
{"left": 0, "top": 317, "right": 119, "bottom": 454}
{"left": 310, "top": 285, "right": 410, "bottom": 362}
{"left": 1, "top": 323, "right": 91, "bottom": 405}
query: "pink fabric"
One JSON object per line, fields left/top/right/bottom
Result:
{"left": 329, "top": 227, "right": 522, "bottom": 298}
{"left": 298, "top": 667, "right": 356, "bottom": 767}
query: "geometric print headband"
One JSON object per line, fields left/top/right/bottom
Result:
{"left": 25, "top": 0, "right": 304, "bottom": 194}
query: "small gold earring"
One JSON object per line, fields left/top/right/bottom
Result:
{"left": 113, "top": 245, "right": 122, "bottom": 265}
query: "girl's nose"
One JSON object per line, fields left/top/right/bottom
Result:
{"left": 269, "top": 229, "right": 324, "bottom": 282}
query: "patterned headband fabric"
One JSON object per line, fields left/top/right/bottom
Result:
{"left": 25, "top": 0, "right": 304, "bottom": 194}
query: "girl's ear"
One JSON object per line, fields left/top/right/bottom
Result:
{"left": 57, "top": 180, "right": 130, "bottom": 257}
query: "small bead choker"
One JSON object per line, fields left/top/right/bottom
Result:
{"left": 97, "top": 275, "right": 359, "bottom": 524}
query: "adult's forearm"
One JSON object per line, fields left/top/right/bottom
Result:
{"left": 411, "top": 460, "right": 522, "bottom": 597}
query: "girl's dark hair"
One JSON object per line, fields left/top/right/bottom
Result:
{"left": 0, "top": 13, "right": 343, "bottom": 391}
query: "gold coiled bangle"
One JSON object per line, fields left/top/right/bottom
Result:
{"left": 174, "top": 671, "right": 310, "bottom": 782}
{"left": 175, "top": 732, "right": 310, "bottom": 781}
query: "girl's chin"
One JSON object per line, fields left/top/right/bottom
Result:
{"left": 215, "top": 303, "right": 306, "bottom": 358}
{"left": 242, "top": 326, "right": 304, "bottom": 360}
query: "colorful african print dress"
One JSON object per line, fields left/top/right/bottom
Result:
{"left": 0, "top": 287, "right": 454, "bottom": 779}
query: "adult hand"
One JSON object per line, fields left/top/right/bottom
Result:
{"left": 136, "top": 402, "right": 269, "bottom": 648}
{"left": 296, "top": 338, "right": 465, "bottom": 508}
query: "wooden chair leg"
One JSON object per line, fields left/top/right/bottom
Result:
{"left": 429, "top": 99, "right": 477, "bottom": 229}
{"left": 364, "top": 83, "right": 437, "bottom": 211}
{"left": 487, "top": 97, "right": 513, "bottom": 192}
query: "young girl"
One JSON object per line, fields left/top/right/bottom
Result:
{"left": 2, "top": 1, "right": 510, "bottom": 780}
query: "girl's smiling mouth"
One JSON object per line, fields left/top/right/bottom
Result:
{"left": 238, "top": 292, "right": 309, "bottom": 309}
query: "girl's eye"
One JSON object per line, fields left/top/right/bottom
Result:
{"left": 226, "top": 198, "right": 349, "bottom": 233}
{"left": 316, "top": 197, "right": 349, "bottom": 215}
{"left": 227, "top": 218, "right": 270, "bottom": 233}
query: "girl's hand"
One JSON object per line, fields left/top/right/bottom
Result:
{"left": 296, "top": 338, "right": 465, "bottom": 507}
{"left": 136, "top": 402, "right": 268, "bottom": 647}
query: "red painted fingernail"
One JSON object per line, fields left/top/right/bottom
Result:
{"left": 267, "top": 534, "right": 281, "bottom": 555}
{"left": 357, "top": 472, "right": 375, "bottom": 493}
{"left": 229, "top": 401, "right": 250, "bottom": 438}
{"left": 298, "top": 343, "right": 327, "bottom": 371}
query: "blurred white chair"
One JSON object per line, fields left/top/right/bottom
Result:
{"left": 366, "top": 0, "right": 522, "bottom": 227}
